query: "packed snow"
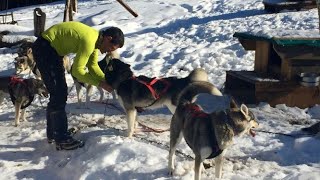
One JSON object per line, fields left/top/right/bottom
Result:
{"left": 0, "top": 0, "right": 319, "bottom": 179}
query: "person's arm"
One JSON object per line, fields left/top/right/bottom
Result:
{"left": 71, "top": 44, "right": 101, "bottom": 86}
{"left": 87, "top": 49, "right": 105, "bottom": 83}
{"left": 87, "top": 49, "right": 114, "bottom": 92}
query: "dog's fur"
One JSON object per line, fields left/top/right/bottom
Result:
{"left": 104, "top": 58, "right": 211, "bottom": 137}
{"left": 168, "top": 81, "right": 259, "bottom": 180}
{"left": 0, "top": 76, "right": 48, "bottom": 126}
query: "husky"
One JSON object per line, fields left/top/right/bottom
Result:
{"left": 168, "top": 81, "right": 259, "bottom": 180}
{"left": 104, "top": 58, "right": 211, "bottom": 137}
{"left": 0, "top": 76, "right": 48, "bottom": 126}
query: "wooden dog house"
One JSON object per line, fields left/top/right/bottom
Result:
{"left": 263, "top": 0, "right": 317, "bottom": 13}
{"left": 225, "top": 30, "right": 320, "bottom": 108}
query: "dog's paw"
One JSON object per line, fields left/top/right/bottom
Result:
{"left": 168, "top": 169, "right": 174, "bottom": 176}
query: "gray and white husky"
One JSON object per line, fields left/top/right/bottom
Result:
{"left": 168, "top": 81, "right": 259, "bottom": 180}
{"left": 0, "top": 76, "right": 48, "bottom": 126}
{"left": 104, "top": 58, "right": 210, "bottom": 137}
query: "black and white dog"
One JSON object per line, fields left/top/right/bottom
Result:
{"left": 104, "top": 58, "right": 210, "bottom": 137}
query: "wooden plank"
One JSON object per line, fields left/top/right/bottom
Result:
{"left": 255, "top": 86, "right": 320, "bottom": 108}
{"left": 280, "top": 59, "right": 292, "bottom": 80}
{"left": 254, "top": 41, "right": 270, "bottom": 73}
{"left": 273, "top": 44, "right": 320, "bottom": 60}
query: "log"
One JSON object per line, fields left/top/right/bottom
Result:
{"left": 116, "top": 0, "right": 138, "bottom": 17}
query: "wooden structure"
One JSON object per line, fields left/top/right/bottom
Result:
{"left": 63, "top": 0, "right": 75, "bottom": 22}
{"left": 62, "top": 0, "right": 137, "bottom": 22}
{"left": 263, "top": 0, "right": 317, "bottom": 13}
{"left": 225, "top": 31, "right": 320, "bottom": 108}
{"left": 0, "top": 12, "right": 17, "bottom": 24}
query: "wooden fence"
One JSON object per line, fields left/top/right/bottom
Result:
{"left": 0, "top": 0, "right": 61, "bottom": 11}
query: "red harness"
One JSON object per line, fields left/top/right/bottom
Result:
{"left": 131, "top": 76, "right": 170, "bottom": 100}
{"left": 8, "top": 76, "right": 34, "bottom": 109}
{"left": 186, "top": 104, "right": 209, "bottom": 118}
{"left": 10, "top": 76, "right": 26, "bottom": 86}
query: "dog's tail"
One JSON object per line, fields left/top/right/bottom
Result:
{"left": 177, "top": 81, "right": 223, "bottom": 105}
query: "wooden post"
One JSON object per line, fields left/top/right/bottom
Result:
{"left": 254, "top": 41, "right": 270, "bottom": 73}
{"left": 34, "top": 8, "right": 46, "bottom": 37}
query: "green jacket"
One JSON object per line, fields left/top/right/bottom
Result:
{"left": 42, "top": 21, "right": 103, "bottom": 86}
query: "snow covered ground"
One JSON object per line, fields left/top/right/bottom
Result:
{"left": 0, "top": 0, "right": 319, "bottom": 179}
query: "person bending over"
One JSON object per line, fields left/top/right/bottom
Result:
{"left": 32, "top": 21, "right": 124, "bottom": 150}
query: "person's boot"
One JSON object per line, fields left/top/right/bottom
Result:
{"left": 48, "top": 110, "right": 85, "bottom": 150}
{"left": 47, "top": 129, "right": 74, "bottom": 144}
{"left": 55, "top": 136, "right": 85, "bottom": 150}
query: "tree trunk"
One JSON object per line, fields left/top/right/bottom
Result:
{"left": 63, "top": 0, "right": 71, "bottom": 22}
{"left": 72, "top": 0, "right": 77, "bottom": 13}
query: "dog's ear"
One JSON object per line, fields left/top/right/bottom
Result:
{"left": 26, "top": 48, "right": 34, "bottom": 60}
{"left": 230, "top": 97, "right": 238, "bottom": 109}
{"left": 104, "top": 59, "right": 133, "bottom": 87}
{"left": 240, "top": 104, "right": 251, "bottom": 120}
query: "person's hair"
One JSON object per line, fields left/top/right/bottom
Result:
{"left": 101, "top": 27, "right": 124, "bottom": 48}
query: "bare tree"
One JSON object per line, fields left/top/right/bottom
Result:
{"left": 72, "top": 0, "right": 78, "bottom": 13}
{"left": 63, "top": 0, "right": 137, "bottom": 22}
{"left": 63, "top": 0, "right": 71, "bottom": 22}
{"left": 63, "top": 0, "right": 77, "bottom": 22}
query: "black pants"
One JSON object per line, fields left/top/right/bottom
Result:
{"left": 32, "top": 37, "right": 69, "bottom": 142}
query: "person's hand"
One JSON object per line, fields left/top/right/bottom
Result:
{"left": 99, "top": 81, "right": 113, "bottom": 92}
